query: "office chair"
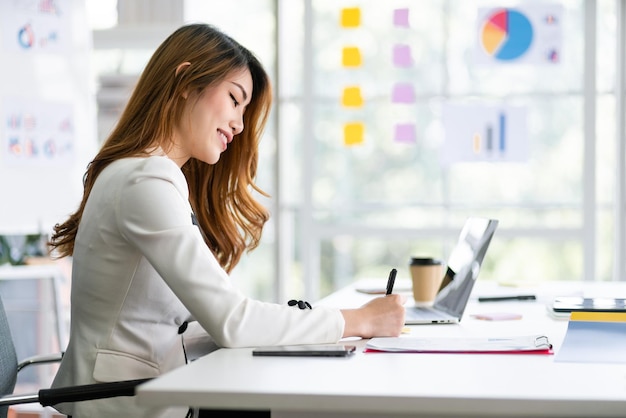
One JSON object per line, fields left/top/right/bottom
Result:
{"left": 0, "top": 294, "right": 150, "bottom": 418}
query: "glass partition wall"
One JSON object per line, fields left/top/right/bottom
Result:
{"left": 90, "top": 0, "right": 626, "bottom": 303}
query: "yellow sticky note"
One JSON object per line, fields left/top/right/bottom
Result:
{"left": 344, "top": 122, "right": 364, "bottom": 146}
{"left": 342, "top": 46, "right": 362, "bottom": 67}
{"left": 342, "top": 86, "right": 363, "bottom": 107}
{"left": 570, "top": 311, "right": 626, "bottom": 322}
{"left": 341, "top": 7, "right": 361, "bottom": 28}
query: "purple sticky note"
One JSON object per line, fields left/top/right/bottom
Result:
{"left": 394, "top": 124, "right": 416, "bottom": 143}
{"left": 393, "top": 44, "right": 412, "bottom": 67}
{"left": 393, "top": 8, "right": 409, "bottom": 28}
{"left": 391, "top": 83, "right": 415, "bottom": 103}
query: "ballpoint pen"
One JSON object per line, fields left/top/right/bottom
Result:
{"left": 478, "top": 295, "right": 536, "bottom": 302}
{"left": 386, "top": 268, "right": 397, "bottom": 295}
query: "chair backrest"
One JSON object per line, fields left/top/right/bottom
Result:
{"left": 0, "top": 295, "right": 18, "bottom": 418}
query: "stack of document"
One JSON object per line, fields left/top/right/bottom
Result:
{"left": 365, "top": 335, "right": 553, "bottom": 354}
{"left": 555, "top": 311, "right": 626, "bottom": 363}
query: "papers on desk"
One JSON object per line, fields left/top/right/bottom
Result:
{"left": 554, "top": 311, "right": 626, "bottom": 364}
{"left": 365, "top": 335, "right": 553, "bottom": 354}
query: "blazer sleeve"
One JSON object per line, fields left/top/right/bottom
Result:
{"left": 114, "top": 157, "right": 345, "bottom": 347}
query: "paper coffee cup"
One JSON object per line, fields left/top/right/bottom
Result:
{"left": 409, "top": 257, "right": 443, "bottom": 307}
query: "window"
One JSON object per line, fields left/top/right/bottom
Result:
{"left": 89, "top": 0, "right": 625, "bottom": 303}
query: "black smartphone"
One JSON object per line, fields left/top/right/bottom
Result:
{"left": 252, "top": 344, "right": 356, "bottom": 357}
{"left": 552, "top": 297, "right": 626, "bottom": 313}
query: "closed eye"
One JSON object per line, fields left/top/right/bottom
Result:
{"left": 230, "top": 93, "right": 240, "bottom": 107}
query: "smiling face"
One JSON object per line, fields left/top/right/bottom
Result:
{"left": 172, "top": 67, "right": 253, "bottom": 166}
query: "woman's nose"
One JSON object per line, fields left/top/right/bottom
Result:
{"left": 231, "top": 116, "right": 244, "bottom": 136}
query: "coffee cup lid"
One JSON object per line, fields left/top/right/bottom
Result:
{"left": 410, "top": 257, "right": 442, "bottom": 265}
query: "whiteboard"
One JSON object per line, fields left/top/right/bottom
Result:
{"left": 0, "top": 0, "right": 97, "bottom": 235}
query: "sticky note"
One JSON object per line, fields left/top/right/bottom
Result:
{"left": 471, "top": 312, "right": 523, "bottom": 321}
{"left": 341, "top": 7, "right": 361, "bottom": 28}
{"left": 342, "top": 46, "right": 362, "bottom": 67}
{"left": 344, "top": 122, "right": 364, "bottom": 146}
{"left": 342, "top": 86, "right": 363, "bottom": 107}
{"left": 393, "top": 8, "right": 410, "bottom": 27}
{"left": 394, "top": 124, "right": 416, "bottom": 143}
{"left": 393, "top": 44, "right": 412, "bottom": 67}
{"left": 391, "top": 83, "right": 415, "bottom": 103}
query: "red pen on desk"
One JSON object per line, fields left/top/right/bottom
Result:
{"left": 385, "top": 268, "right": 397, "bottom": 295}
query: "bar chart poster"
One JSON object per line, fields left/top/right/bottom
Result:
{"left": 2, "top": 98, "right": 74, "bottom": 165}
{"left": 440, "top": 103, "right": 529, "bottom": 165}
{"left": 474, "top": 4, "right": 563, "bottom": 65}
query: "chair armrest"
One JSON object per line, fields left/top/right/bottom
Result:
{"left": 0, "top": 392, "right": 40, "bottom": 407}
{"left": 17, "top": 352, "right": 64, "bottom": 372}
{"left": 0, "top": 378, "right": 153, "bottom": 408}
{"left": 38, "top": 378, "right": 152, "bottom": 407}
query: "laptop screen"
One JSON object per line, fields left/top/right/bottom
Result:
{"left": 433, "top": 218, "right": 499, "bottom": 318}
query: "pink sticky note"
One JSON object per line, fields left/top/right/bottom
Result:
{"left": 393, "top": 44, "right": 412, "bottom": 67}
{"left": 393, "top": 8, "right": 409, "bottom": 27}
{"left": 394, "top": 124, "right": 416, "bottom": 143}
{"left": 391, "top": 83, "right": 415, "bottom": 103}
{"left": 470, "top": 312, "right": 523, "bottom": 321}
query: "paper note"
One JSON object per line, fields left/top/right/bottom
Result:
{"left": 394, "top": 123, "right": 416, "bottom": 143}
{"left": 344, "top": 122, "right": 364, "bottom": 146}
{"left": 340, "top": 7, "right": 361, "bottom": 28}
{"left": 393, "top": 8, "right": 410, "bottom": 28}
{"left": 471, "top": 312, "right": 523, "bottom": 321}
{"left": 393, "top": 44, "right": 412, "bottom": 67}
{"left": 342, "top": 86, "right": 363, "bottom": 108}
{"left": 391, "top": 83, "right": 415, "bottom": 103}
{"left": 342, "top": 46, "right": 362, "bottom": 67}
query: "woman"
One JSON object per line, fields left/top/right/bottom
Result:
{"left": 49, "top": 23, "right": 405, "bottom": 418}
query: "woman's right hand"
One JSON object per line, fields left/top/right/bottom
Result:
{"left": 340, "top": 294, "right": 406, "bottom": 339}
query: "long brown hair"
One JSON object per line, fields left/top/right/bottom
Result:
{"left": 50, "top": 23, "right": 272, "bottom": 273}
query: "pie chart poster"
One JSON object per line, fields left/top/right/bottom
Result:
{"left": 474, "top": 4, "right": 563, "bottom": 65}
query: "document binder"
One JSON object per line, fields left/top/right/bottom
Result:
{"left": 554, "top": 311, "right": 626, "bottom": 363}
{"left": 365, "top": 334, "right": 553, "bottom": 354}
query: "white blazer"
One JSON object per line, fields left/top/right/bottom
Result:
{"left": 51, "top": 157, "right": 344, "bottom": 417}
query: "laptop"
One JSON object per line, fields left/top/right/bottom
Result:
{"left": 404, "top": 217, "right": 499, "bottom": 325}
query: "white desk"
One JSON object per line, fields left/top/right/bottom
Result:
{"left": 136, "top": 280, "right": 626, "bottom": 417}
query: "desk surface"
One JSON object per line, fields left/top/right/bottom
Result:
{"left": 137, "top": 280, "right": 626, "bottom": 418}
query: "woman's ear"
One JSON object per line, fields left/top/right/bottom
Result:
{"left": 175, "top": 62, "right": 191, "bottom": 99}
{"left": 175, "top": 61, "right": 191, "bottom": 76}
